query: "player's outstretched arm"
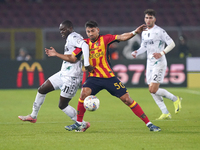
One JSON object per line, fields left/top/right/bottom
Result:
{"left": 117, "top": 24, "right": 146, "bottom": 41}
{"left": 45, "top": 47, "right": 77, "bottom": 63}
{"left": 131, "top": 50, "right": 138, "bottom": 58}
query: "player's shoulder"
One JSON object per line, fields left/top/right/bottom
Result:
{"left": 102, "top": 34, "right": 115, "bottom": 37}
{"left": 154, "top": 25, "right": 166, "bottom": 33}
{"left": 101, "top": 34, "right": 117, "bottom": 40}
{"left": 84, "top": 38, "right": 90, "bottom": 43}
{"left": 68, "top": 32, "right": 83, "bottom": 40}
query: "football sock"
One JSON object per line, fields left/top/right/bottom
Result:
{"left": 31, "top": 92, "right": 46, "bottom": 118}
{"left": 62, "top": 105, "right": 77, "bottom": 122}
{"left": 62, "top": 105, "right": 86, "bottom": 125}
{"left": 156, "top": 88, "right": 177, "bottom": 102}
{"left": 77, "top": 98, "right": 86, "bottom": 122}
{"left": 151, "top": 93, "right": 169, "bottom": 114}
{"left": 146, "top": 122, "right": 153, "bottom": 127}
{"left": 129, "top": 101, "right": 150, "bottom": 124}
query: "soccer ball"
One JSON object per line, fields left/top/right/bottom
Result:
{"left": 83, "top": 95, "right": 100, "bottom": 111}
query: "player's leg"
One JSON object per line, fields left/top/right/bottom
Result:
{"left": 32, "top": 80, "right": 55, "bottom": 116}
{"left": 65, "top": 77, "right": 101, "bottom": 131}
{"left": 76, "top": 77, "right": 102, "bottom": 124}
{"left": 18, "top": 79, "right": 55, "bottom": 123}
{"left": 59, "top": 76, "right": 81, "bottom": 122}
{"left": 106, "top": 77, "right": 161, "bottom": 132}
{"left": 18, "top": 72, "right": 60, "bottom": 123}
{"left": 155, "top": 88, "right": 182, "bottom": 114}
{"left": 120, "top": 93, "right": 161, "bottom": 131}
{"left": 59, "top": 96, "right": 76, "bottom": 121}
{"left": 64, "top": 87, "right": 92, "bottom": 131}
{"left": 149, "top": 83, "right": 171, "bottom": 120}
{"left": 76, "top": 87, "right": 92, "bottom": 122}
{"left": 147, "top": 64, "right": 172, "bottom": 119}
{"left": 149, "top": 64, "right": 182, "bottom": 114}
{"left": 74, "top": 87, "right": 92, "bottom": 132}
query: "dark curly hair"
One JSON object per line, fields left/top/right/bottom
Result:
{"left": 144, "top": 9, "right": 156, "bottom": 17}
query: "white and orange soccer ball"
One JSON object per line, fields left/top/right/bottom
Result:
{"left": 83, "top": 95, "right": 100, "bottom": 111}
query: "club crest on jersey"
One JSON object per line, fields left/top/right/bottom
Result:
{"left": 95, "top": 42, "right": 100, "bottom": 46}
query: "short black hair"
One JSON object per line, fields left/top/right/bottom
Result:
{"left": 85, "top": 20, "right": 98, "bottom": 28}
{"left": 61, "top": 20, "right": 73, "bottom": 28}
{"left": 144, "top": 9, "right": 156, "bottom": 17}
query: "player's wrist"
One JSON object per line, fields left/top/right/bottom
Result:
{"left": 131, "top": 30, "right": 137, "bottom": 36}
{"left": 160, "top": 51, "right": 166, "bottom": 56}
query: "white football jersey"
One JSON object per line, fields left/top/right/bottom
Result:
{"left": 60, "top": 32, "right": 85, "bottom": 77}
{"left": 139, "top": 25, "right": 174, "bottom": 66}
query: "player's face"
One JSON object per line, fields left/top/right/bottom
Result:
{"left": 144, "top": 14, "right": 156, "bottom": 28}
{"left": 59, "top": 24, "right": 71, "bottom": 39}
{"left": 86, "top": 27, "right": 99, "bottom": 42}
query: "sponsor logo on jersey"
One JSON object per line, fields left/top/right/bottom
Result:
{"left": 89, "top": 51, "right": 104, "bottom": 59}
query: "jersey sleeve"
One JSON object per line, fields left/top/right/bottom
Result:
{"left": 160, "top": 29, "right": 174, "bottom": 46}
{"left": 136, "top": 32, "right": 147, "bottom": 56}
{"left": 70, "top": 34, "right": 85, "bottom": 48}
{"left": 72, "top": 47, "right": 82, "bottom": 59}
{"left": 103, "top": 34, "right": 118, "bottom": 45}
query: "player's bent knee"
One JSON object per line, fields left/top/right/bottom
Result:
{"left": 120, "top": 93, "right": 132, "bottom": 106}
{"left": 58, "top": 104, "right": 68, "bottom": 110}
{"left": 148, "top": 87, "right": 158, "bottom": 94}
{"left": 58, "top": 102, "right": 69, "bottom": 110}
{"left": 149, "top": 89, "right": 156, "bottom": 94}
{"left": 80, "top": 87, "right": 92, "bottom": 100}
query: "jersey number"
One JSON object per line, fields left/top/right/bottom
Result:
{"left": 114, "top": 82, "right": 125, "bottom": 90}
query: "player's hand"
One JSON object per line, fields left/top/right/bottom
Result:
{"left": 85, "top": 65, "right": 95, "bottom": 73}
{"left": 45, "top": 47, "right": 57, "bottom": 57}
{"left": 131, "top": 51, "right": 137, "bottom": 58}
{"left": 153, "top": 53, "right": 162, "bottom": 59}
{"left": 135, "top": 24, "right": 147, "bottom": 34}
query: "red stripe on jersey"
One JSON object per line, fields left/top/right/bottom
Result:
{"left": 94, "top": 67, "right": 104, "bottom": 78}
{"left": 98, "top": 56, "right": 112, "bottom": 78}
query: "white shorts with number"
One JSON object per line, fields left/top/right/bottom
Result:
{"left": 146, "top": 61, "right": 167, "bottom": 85}
{"left": 48, "top": 72, "right": 82, "bottom": 99}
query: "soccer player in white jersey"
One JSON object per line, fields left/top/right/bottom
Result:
{"left": 18, "top": 20, "right": 93, "bottom": 131}
{"left": 131, "top": 9, "right": 182, "bottom": 120}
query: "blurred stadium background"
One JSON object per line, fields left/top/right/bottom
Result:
{"left": 0, "top": 0, "right": 200, "bottom": 88}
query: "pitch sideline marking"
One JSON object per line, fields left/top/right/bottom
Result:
{"left": 169, "top": 89, "right": 200, "bottom": 95}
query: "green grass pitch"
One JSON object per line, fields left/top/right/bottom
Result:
{"left": 0, "top": 88, "right": 200, "bottom": 150}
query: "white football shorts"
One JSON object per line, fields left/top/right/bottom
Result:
{"left": 48, "top": 72, "right": 82, "bottom": 98}
{"left": 146, "top": 62, "right": 167, "bottom": 85}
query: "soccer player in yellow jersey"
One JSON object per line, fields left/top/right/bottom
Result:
{"left": 46, "top": 20, "right": 161, "bottom": 132}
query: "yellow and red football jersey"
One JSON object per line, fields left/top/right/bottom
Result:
{"left": 73, "top": 34, "right": 118, "bottom": 78}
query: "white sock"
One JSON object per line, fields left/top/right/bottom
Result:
{"left": 146, "top": 122, "right": 152, "bottom": 127}
{"left": 151, "top": 93, "right": 169, "bottom": 114}
{"left": 31, "top": 92, "right": 46, "bottom": 118}
{"left": 62, "top": 105, "right": 77, "bottom": 122}
{"left": 62, "top": 105, "right": 86, "bottom": 125}
{"left": 155, "top": 88, "right": 177, "bottom": 102}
